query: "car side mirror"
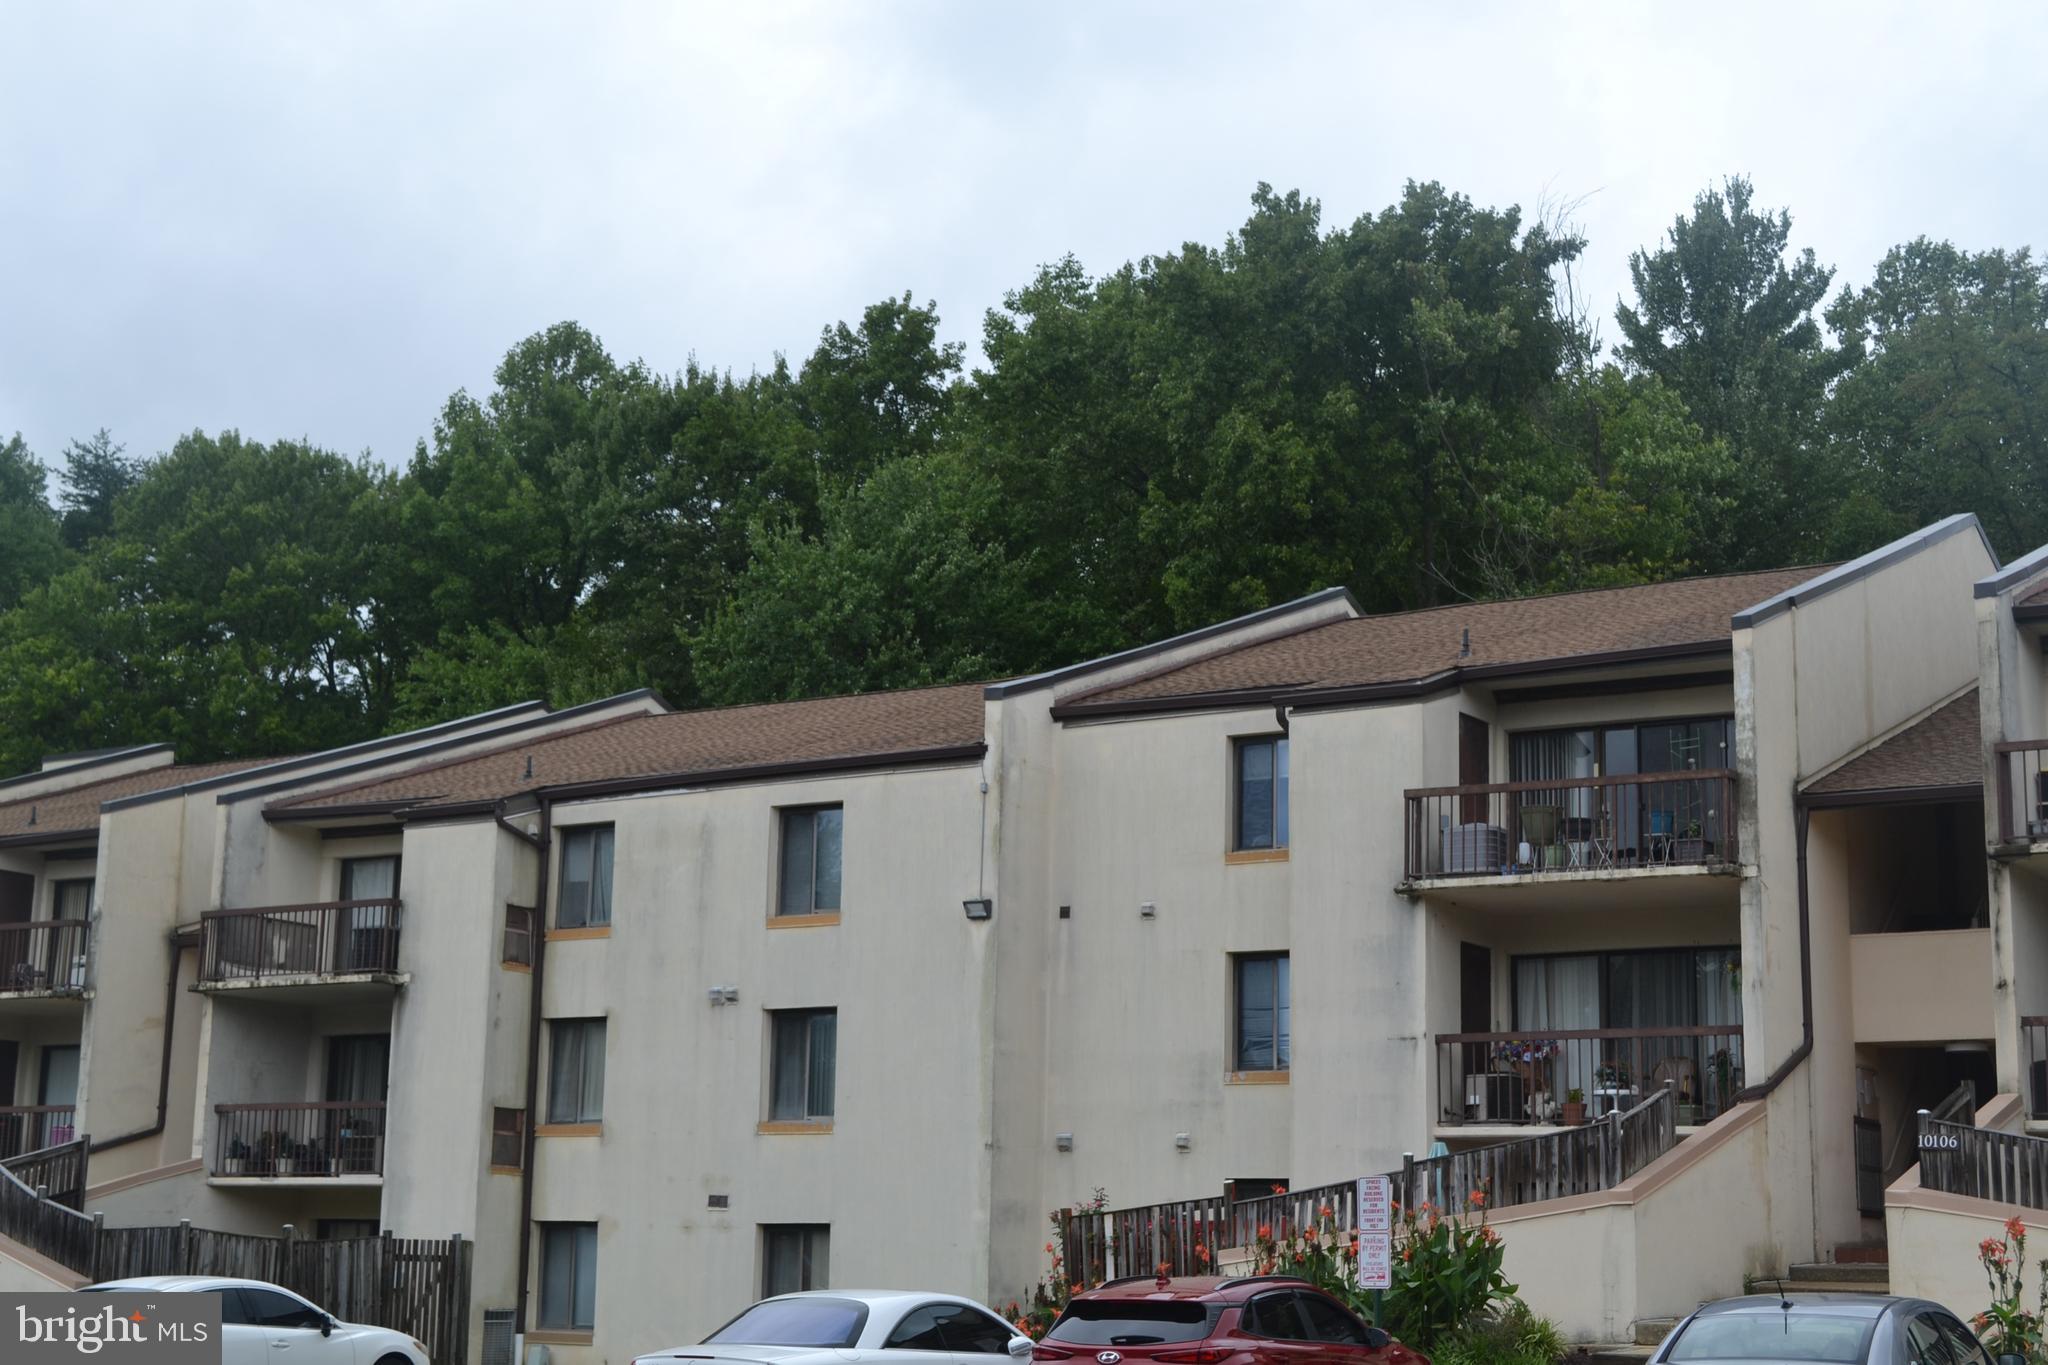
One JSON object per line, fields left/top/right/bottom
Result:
{"left": 1364, "top": 1327, "right": 1390, "bottom": 1350}
{"left": 320, "top": 1316, "right": 334, "bottom": 1338}
{"left": 1999, "top": 1356, "right": 2028, "bottom": 1365}
{"left": 1009, "top": 1337, "right": 1035, "bottom": 1359}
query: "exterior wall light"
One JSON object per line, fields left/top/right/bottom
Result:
{"left": 1140, "top": 901, "right": 1157, "bottom": 919}
{"left": 963, "top": 898, "right": 993, "bottom": 921}
{"left": 1055, "top": 1132, "right": 1074, "bottom": 1152}
{"left": 1174, "top": 1132, "right": 1191, "bottom": 1152}
{"left": 707, "top": 985, "right": 738, "bottom": 1006}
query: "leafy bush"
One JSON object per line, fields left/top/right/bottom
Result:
{"left": 1426, "top": 1301, "right": 1567, "bottom": 1365}
{"left": 1973, "top": 1216, "right": 2048, "bottom": 1362}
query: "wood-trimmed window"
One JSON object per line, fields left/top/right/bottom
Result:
{"left": 777, "top": 807, "right": 843, "bottom": 918}
{"left": 1234, "top": 737, "right": 1289, "bottom": 851}
{"left": 557, "top": 826, "right": 615, "bottom": 929}
{"left": 1232, "top": 953, "right": 1290, "bottom": 1072}
{"left": 768, "top": 1009, "right": 836, "bottom": 1121}
{"left": 546, "top": 1019, "right": 607, "bottom": 1125}
{"left": 538, "top": 1222, "right": 597, "bottom": 1331}
{"left": 503, "top": 905, "right": 535, "bottom": 966}
{"left": 762, "top": 1224, "right": 829, "bottom": 1296}
{"left": 491, "top": 1107, "right": 525, "bottom": 1169}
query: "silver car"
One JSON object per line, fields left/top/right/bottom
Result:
{"left": 1649, "top": 1294, "right": 2019, "bottom": 1365}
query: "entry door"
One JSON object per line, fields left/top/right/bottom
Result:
{"left": 337, "top": 856, "right": 399, "bottom": 972}
{"left": 1458, "top": 715, "right": 1491, "bottom": 823}
{"left": 37, "top": 1045, "right": 79, "bottom": 1146}
{"left": 1460, "top": 943, "right": 1493, "bottom": 1033}
{"left": 325, "top": 1035, "right": 389, "bottom": 1173}
{"left": 0, "top": 871, "right": 30, "bottom": 988}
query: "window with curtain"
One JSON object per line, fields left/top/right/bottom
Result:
{"left": 324, "top": 1034, "right": 390, "bottom": 1103}
{"left": 547, "top": 1019, "right": 607, "bottom": 1124}
{"left": 491, "top": 1107, "right": 524, "bottom": 1169}
{"left": 338, "top": 857, "right": 399, "bottom": 970}
{"left": 51, "top": 879, "right": 92, "bottom": 920}
{"left": 762, "top": 1224, "right": 829, "bottom": 1296}
{"left": 557, "top": 827, "right": 615, "bottom": 929}
{"left": 1233, "top": 954, "right": 1290, "bottom": 1072}
{"left": 1234, "top": 738, "right": 1289, "bottom": 851}
{"left": 539, "top": 1222, "right": 598, "bottom": 1331}
{"left": 778, "top": 808, "right": 844, "bottom": 917}
{"left": 770, "top": 1009, "right": 837, "bottom": 1121}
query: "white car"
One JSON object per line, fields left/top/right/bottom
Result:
{"left": 83, "top": 1276, "right": 431, "bottom": 1365}
{"left": 634, "top": 1290, "right": 1035, "bottom": 1365}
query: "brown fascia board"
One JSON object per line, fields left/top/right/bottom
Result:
{"left": 0, "top": 826, "right": 99, "bottom": 851}
{"left": 1050, "top": 640, "right": 1734, "bottom": 723}
{"left": 266, "top": 743, "right": 990, "bottom": 828}
{"left": 1797, "top": 783, "right": 1983, "bottom": 810}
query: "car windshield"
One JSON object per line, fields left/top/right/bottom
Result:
{"left": 1665, "top": 1311, "right": 1877, "bottom": 1362}
{"left": 705, "top": 1298, "right": 870, "bottom": 1348}
{"left": 1045, "top": 1302, "right": 1213, "bottom": 1346}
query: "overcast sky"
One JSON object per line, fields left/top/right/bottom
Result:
{"left": 4, "top": 1, "right": 2044, "bottom": 474}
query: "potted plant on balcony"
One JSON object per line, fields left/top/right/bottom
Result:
{"left": 222, "top": 1135, "right": 248, "bottom": 1176}
{"left": 1673, "top": 817, "right": 1707, "bottom": 864}
{"left": 1562, "top": 1088, "right": 1587, "bottom": 1126}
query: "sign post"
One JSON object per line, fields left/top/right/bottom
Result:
{"left": 1355, "top": 1175, "right": 1393, "bottom": 1296}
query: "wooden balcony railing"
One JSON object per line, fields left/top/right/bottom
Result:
{"left": 1437, "top": 1025, "right": 1744, "bottom": 1128}
{"left": 214, "top": 1101, "right": 385, "bottom": 1178}
{"left": 1403, "top": 769, "right": 1738, "bottom": 880}
{"left": 1918, "top": 1111, "right": 2048, "bottom": 1211}
{"left": 1997, "top": 740, "right": 2048, "bottom": 844}
{"left": 199, "top": 900, "right": 401, "bottom": 984}
{"left": 0, "top": 920, "right": 90, "bottom": 995}
{"left": 1057, "top": 1089, "right": 1678, "bottom": 1281}
{"left": 0, "top": 1108, "right": 78, "bottom": 1161}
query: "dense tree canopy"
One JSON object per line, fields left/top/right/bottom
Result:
{"left": 3, "top": 176, "right": 2044, "bottom": 773}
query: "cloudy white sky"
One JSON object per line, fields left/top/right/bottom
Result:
{"left": 3, "top": 1, "right": 2044, "bottom": 472}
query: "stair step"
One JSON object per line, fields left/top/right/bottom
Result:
{"left": 1634, "top": 1318, "right": 1679, "bottom": 1346}
{"left": 1787, "top": 1262, "right": 1890, "bottom": 1285}
{"left": 1833, "top": 1241, "right": 1890, "bottom": 1266}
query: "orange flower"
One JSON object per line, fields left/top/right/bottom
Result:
{"left": 1045, "top": 1241, "right": 1056, "bottom": 1255}
{"left": 1070, "top": 1281, "right": 1082, "bottom": 1295}
{"left": 1318, "top": 1204, "right": 1333, "bottom": 1220}
{"left": 2008, "top": 1215, "right": 2028, "bottom": 1241}
{"left": 1469, "top": 1189, "right": 1487, "bottom": 1208}
{"left": 1271, "top": 1183, "right": 1287, "bottom": 1196}
{"left": 1195, "top": 1244, "right": 1212, "bottom": 1266}
{"left": 1257, "top": 1223, "right": 1272, "bottom": 1241}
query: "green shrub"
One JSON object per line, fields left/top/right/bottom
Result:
{"left": 1427, "top": 1301, "right": 1568, "bottom": 1365}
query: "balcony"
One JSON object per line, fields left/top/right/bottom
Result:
{"left": 1996, "top": 740, "right": 2048, "bottom": 845}
{"left": 1402, "top": 770, "right": 1740, "bottom": 896}
{"left": 0, "top": 920, "right": 90, "bottom": 1003}
{"left": 212, "top": 1101, "right": 385, "bottom": 1181}
{"left": 1436, "top": 1025, "right": 1744, "bottom": 1133}
{"left": 0, "top": 1107, "right": 76, "bottom": 1159}
{"left": 198, "top": 901, "right": 404, "bottom": 996}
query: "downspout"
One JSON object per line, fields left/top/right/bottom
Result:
{"left": 511, "top": 799, "right": 553, "bottom": 1341}
{"left": 91, "top": 928, "right": 198, "bottom": 1155}
{"left": 1738, "top": 804, "right": 1814, "bottom": 1101}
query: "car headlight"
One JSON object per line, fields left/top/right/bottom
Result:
{"left": 410, "top": 1338, "right": 429, "bottom": 1357}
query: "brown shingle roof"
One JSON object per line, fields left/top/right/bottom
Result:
{"left": 1804, "top": 688, "right": 1982, "bottom": 795}
{"left": 0, "top": 757, "right": 279, "bottom": 842}
{"left": 1071, "top": 566, "right": 1826, "bottom": 707}
{"left": 275, "top": 683, "right": 989, "bottom": 813}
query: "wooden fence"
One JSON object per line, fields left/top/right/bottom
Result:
{"left": 1060, "top": 1089, "right": 1677, "bottom": 1279}
{"left": 0, "top": 1137, "right": 469, "bottom": 1365}
{"left": 1918, "top": 1113, "right": 2048, "bottom": 1211}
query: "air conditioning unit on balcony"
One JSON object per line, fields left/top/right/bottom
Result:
{"left": 1444, "top": 823, "right": 1509, "bottom": 874}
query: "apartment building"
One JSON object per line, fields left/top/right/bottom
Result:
{"left": 8, "top": 512, "right": 2045, "bottom": 1358}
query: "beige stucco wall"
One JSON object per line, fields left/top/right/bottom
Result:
{"left": 1886, "top": 1178, "right": 2033, "bottom": 1318}
{"left": 1850, "top": 929, "right": 1994, "bottom": 1043}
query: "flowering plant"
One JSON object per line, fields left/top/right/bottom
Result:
{"left": 1012, "top": 1190, "right": 1109, "bottom": 1340}
{"left": 1490, "top": 1038, "right": 1558, "bottom": 1066}
{"left": 1974, "top": 1216, "right": 2048, "bottom": 1362}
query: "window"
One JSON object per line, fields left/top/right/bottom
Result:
{"left": 709, "top": 1297, "right": 866, "bottom": 1347}
{"left": 770, "top": 1009, "right": 837, "bottom": 1121}
{"left": 491, "top": 1107, "right": 525, "bottom": 1168}
{"left": 546, "top": 1019, "right": 607, "bottom": 1124}
{"left": 762, "top": 1224, "right": 829, "bottom": 1297}
{"left": 886, "top": 1303, "right": 1017, "bottom": 1354}
{"left": 1045, "top": 1302, "right": 1213, "bottom": 1346}
{"left": 778, "top": 807, "right": 843, "bottom": 917}
{"left": 51, "top": 879, "right": 92, "bottom": 920}
{"left": 1242, "top": 1292, "right": 1310, "bottom": 1341}
{"left": 1233, "top": 954, "right": 1290, "bottom": 1072}
{"left": 1934, "top": 1313, "right": 1995, "bottom": 1365}
{"left": 503, "top": 904, "right": 535, "bottom": 966}
{"left": 1234, "top": 738, "right": 1289, "bottom": 851}
{"left": 538, "top": 1222, "right": 598, "bottom": 1332}
{"left": 1295, "top": 1293, "right": 1367, "bottom": 1345}
{"left": 557, "top": 826, "right": 615, "bottom": 929}
{"left": 234, "top": 1287, "right": 327, "bottom": 1330}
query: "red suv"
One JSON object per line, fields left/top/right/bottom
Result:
{"left": 1031, "top": 1276, "right": 1427, "bottom": 1365}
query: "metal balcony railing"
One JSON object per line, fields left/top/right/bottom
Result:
{"left": 199, "top": 900, "right": 401, "bottom": 984}
{"left": 1404, "top": 770, "right": 1738, "bottom": 880}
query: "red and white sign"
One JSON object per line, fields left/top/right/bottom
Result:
{"left": 1356, "top": 1175, "right": 1392, "bottom": 1233}
{"left": 1357, "top": 1230, "right": 1392, "bottom": 1290}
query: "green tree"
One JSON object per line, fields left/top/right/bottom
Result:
{"left": 1616, "top": 176, "right": 1856, "bottom": 565}
{"left": 1823, "top": 239, "right": 2048, "bottom": 556}
{"left": 58, "top": 428, "right": 142, "bottom": 549}
{"left": 694, "top": 450, "right": 1038, "bottom": 702}
{"left": 0, "top": 433, "right": 65, "bottom": 612}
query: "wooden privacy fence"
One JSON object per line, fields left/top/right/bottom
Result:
{"left": 1918, "top": 1113, "right": 2048, "bottom": 1211}
{"left": 1060, "top": 1089, "right": 1677, "bottom": 1279}
{"left": 0, "top": 1141, "right": 469, "bottom": 1365}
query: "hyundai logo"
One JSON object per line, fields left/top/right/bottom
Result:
{"left": 1097, "top": 1353, "right": 1122, "bottom": 1363}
